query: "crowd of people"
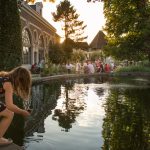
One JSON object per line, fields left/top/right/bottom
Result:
{"left": 65, "top": 59, "right": 115, "bottom": 74}
{"left": 31, "top": 59, "right": 45, "bottom": 74}
{"left": 30, "top": 58, "right": 115, "bottom": 75}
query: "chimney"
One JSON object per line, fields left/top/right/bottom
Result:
{"left": 30, "top": 2, "right": 43, "bottom": 16}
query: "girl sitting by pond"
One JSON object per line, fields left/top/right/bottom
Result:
{"left": 0, "top": 66, "right": 31, "bottom": 145}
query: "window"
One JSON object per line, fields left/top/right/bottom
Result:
{"left": 22, "top": 29, "right": 31, "bottom": 64}
{"left": 39, "top": 36, "right": 44, "bottom": 62}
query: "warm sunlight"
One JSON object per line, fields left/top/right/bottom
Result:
{"left": 40, "top": 0, "right": 105, "bottom": 43}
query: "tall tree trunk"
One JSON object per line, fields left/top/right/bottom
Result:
{"left": 0, "top": 0, "right": 22, "bottom": 71}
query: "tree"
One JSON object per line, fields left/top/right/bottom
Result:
{"left": 52, "top": 0, "right": 87, "bottom": 61}
{"left": 52, "top": 0, "right": 87, "bottom": 42}
{"left": 71, "top": 49, "right": 86, "bottom": 62}
{"left": 0, "top": 0, "right": 22, "bottom": 70}
{"left": 103, "top": 0, "right": 150, "bottom": 61}
{"left": 87, "top": 0, "right": 103, "bottom": 2}
{"left": 48, "top": 44, "right": 64, "bottom": 64}
{"left": 26, "top": 0, "right": 55, "bottom": 3}
{"left": 61, "top": 38, "right": 75, "bottom": 60}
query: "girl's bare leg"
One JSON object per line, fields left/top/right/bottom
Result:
{"left": 0, "top": 109, "right": 14, "bottom": 144}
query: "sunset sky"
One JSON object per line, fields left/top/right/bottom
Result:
{"left": 39, "top": 0, "right": 105, "bottom": 43}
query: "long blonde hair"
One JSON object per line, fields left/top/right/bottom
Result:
{"left": 6, "top": 67, "right": 32, "bottom": 100}
{"left": 0, "top": 71, "right": 8, "bottom": 77}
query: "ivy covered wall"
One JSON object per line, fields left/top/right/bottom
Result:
{"left": 0, "top": 0, "right": 22, "bottom": 70}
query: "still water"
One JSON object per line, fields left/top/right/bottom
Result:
{"left": 6, "top": 76, "right": 150, "bottom": 150}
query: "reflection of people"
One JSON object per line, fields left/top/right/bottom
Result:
{"left": 0, "top": 67, "right": 31, "bottom": 145}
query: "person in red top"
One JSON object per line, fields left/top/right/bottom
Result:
{"left": 0, "top": 67, "right": 31, "bottom": 145}
{"left": 104, "top": 63, "right": 111, "bottom": 73}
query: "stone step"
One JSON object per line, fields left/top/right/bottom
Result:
{"left": 0, "top": 143, "right": 23, "bottom": 150}
{"left": 31, "top": 74, "right": 41, "bottom": 78}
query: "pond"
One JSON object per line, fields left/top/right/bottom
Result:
{"left": 6, "top": 76, "right": 150, "bottom": 150}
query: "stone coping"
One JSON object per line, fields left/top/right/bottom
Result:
{"left": 32, "top": 72, "right": 150, "bottom": 84}
{"left": 0, "top": 72, "right": 149, "bottom": 97}
{"left": 0, "top": 143, "right": 23, "bottom": 150}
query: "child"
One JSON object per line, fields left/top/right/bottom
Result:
{"left": 0, "top": 66, "right": 31, "bottom": 145}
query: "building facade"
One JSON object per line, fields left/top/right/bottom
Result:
{"left": 20, "top": 2, "right": 60, "bottom": 69}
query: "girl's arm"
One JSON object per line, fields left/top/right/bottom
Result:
{"left": 3, "top": 82, "right": 30, "bottom": 117}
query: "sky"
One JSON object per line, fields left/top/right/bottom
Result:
{"left": 39, "top": 0, "right": 105, "bottom": 44}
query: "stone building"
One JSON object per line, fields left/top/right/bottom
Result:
{"left": 20, "top": 2, "right": 60, "bottom": 69}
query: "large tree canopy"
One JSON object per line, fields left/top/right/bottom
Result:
{"left": 26, "top": 0, "right": 55, "bottom": 3}
{"left": 27, "top": 0, "right": 102, "bottom": 3}
{"left": 52, "top": 0, "right": 87, "bottom": 42}
{"left": 87, "top": 0, "right": 103, "bottom": 2}
{"left": 52, "top": 0, "right": 87, "bottom": 59}
{"left": 103, "top": 0, "right": 150, "bottom": 61}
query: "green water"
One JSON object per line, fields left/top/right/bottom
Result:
{"left": 6, "top": 76, "right": 150, "bottom": 150}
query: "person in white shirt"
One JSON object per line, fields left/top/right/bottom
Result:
{"left": 87, "top": 61, "right": 95, "bottom": 74}
{"left": 66, "top": 62, "right": 73, "bottom": 74}
{"left": 75, "top": 61, "right": 81, "bottom": 74}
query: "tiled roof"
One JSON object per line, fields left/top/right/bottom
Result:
{"left": 90, "top": 31, "right": 107, "bottom": 49}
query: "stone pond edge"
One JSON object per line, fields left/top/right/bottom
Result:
{"left": 32, "top": 72, "right": 150, "bottom": 84}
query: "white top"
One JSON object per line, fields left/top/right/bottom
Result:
{"left": 88, "top": 64, "right": 95, "bottom": 74}
{"left": 76, "top": 63, "right": 81, "bottom": 72}
{"left": 66, "top": 64, "right": 73, "bottom": 70}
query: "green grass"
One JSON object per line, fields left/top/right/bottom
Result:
{"left": 116, "top": 65, "right": 150, "bottom": 73}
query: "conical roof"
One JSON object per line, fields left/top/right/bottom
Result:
{"left": 90, "top": 30, "right": 107, "bottom": 49}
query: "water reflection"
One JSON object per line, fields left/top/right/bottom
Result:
{"left": 52, "top": 79, "right": 86, "bottom": 132}
{"left": 102, "top": 88, "right": 150, "bottom": 150}
{"left": 25, "top": 81, "right": 61, "bottom": 136}
{"left": 4, "top": 76, "right": 150, "bottom": 149}
{"left": 24, "top": 77, "right": 106, "bottom": 150}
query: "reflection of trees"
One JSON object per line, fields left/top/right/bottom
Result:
{"left": 25, "top": 81, "right": 61, "bottom": 136}
{"left": 83, "top": 76, "right": 112, "bottom": 85}
{"left": 83, "top": 77, "right": 97, "bottom": 84}
{"left": 94, "top": 88, "right": 104, "bottom": 97}
{"left": 52, "top": 79, "right": 86, "bottom": 132}
{"left": 102, "top": 88, "right": 150, "bottom": 150}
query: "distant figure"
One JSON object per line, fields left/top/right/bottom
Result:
{"left": 31, "top": 63, "right": 39, "bottom": 74}
{"left": 75, "top": 61, "right": 81, "bottom": 74}
{"left": 66, "top": 62, "right": 73, "bottom": 74}
{"left": 39, "top": 59, "right": 45, "bottom": 72}
{"left": 83, "top": 61, "right": 88, "bottom": 74}
{"left": 104, "top": 63, "right": 110, "bottom": 73}
{"left": 87, "top": 61, "right": 95, "bottom": 74}
{"left": 95, "top": 60, "right": 101, "bottom": 73}
{"left": 110, "top": 62, "right": 115, "bottom": 72}
{"left": 100, "top": 62, "right": 104, "bottom": 72}
{"left": 0, "top": 67, "right": 31, "bottom": 145}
